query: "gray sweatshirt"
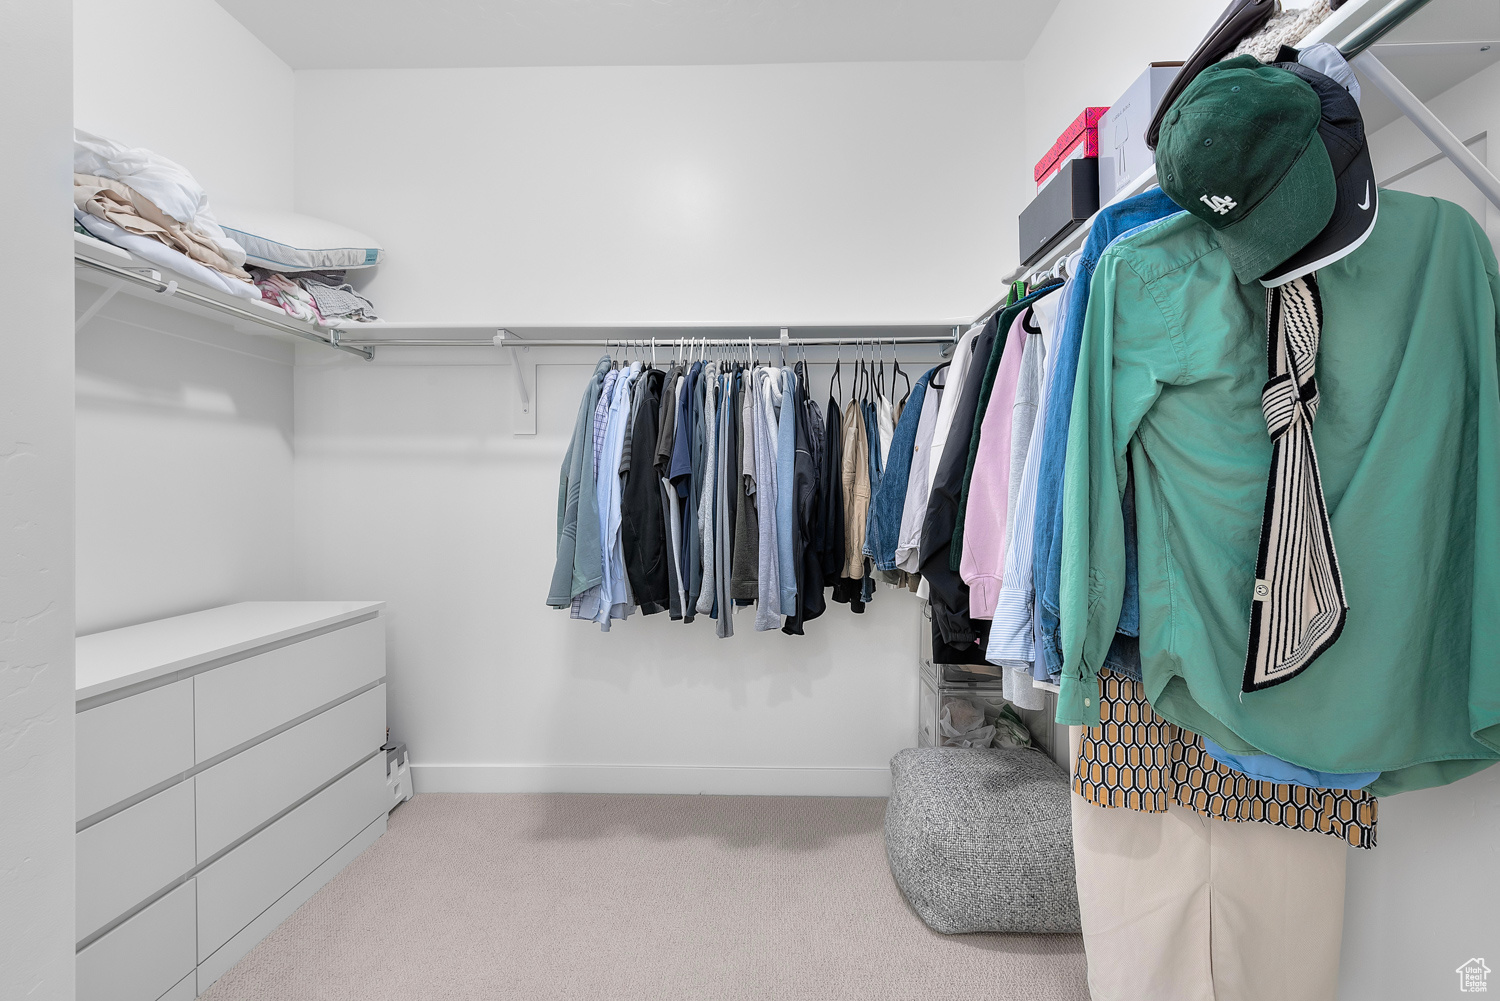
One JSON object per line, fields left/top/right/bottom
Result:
{"left": 753, "top": 367, "right": 783, "bottom": 631}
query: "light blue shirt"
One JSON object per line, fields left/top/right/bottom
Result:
{"left": 1201, "top": 739, "right": 1380, "bottom": 791}
{"left": 775, "top": 367, "right": 799, "bottom": 614}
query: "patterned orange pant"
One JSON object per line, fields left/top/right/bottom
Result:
{"left": 1074, "top": 673, "right": 1378, "bottom": 849}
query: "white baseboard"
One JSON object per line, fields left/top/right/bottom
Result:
{"left": 411, "top": 763, "right": 892, "bottom": 797}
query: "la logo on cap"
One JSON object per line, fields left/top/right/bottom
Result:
{"left": 1200, "top": 194, "right": 1238, "bottom": 215}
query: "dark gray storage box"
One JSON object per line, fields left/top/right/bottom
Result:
{"left": 1018, "top": 157, "right": 1099, "bottom": 266}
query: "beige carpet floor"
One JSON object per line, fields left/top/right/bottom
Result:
{"left": 205, "top": 793, "right": 1089, "bottom": 1000}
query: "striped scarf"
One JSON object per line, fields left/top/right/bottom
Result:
{"left": 1243, "top": 275, "right": 1348, "bottom": 692}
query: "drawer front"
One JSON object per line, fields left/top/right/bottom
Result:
{"left": 158, "top": 971, "right": 197, "bottom": 1001}
{"left": 76, "top": 879, "right": 196, "bottom": 1001}
{"left": 77, "top": 780, "right": 195, "bottom": 942}
{"left": 77, "top": 679, "right": 194, "bottom": 821}
{"left": 195, "top": 616, "right": 384, "bottom": 761}
{"left": 195, "top": 684, "right": 385, "bottom": 861}
{"left": 197, "top": 754, "right": 387, "bottom": 959}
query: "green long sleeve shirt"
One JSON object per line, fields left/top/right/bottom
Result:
{"left": 1057, "top": 191, "right": 1500, "bottom": 796}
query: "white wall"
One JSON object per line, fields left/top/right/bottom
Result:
{"left": 295, "top": 349, "right": 936, "bottom": 795}
{"left": 1332, "top": 61, "right": 1500, "bottom": 1001}
{"left": 72, "top": 0, "right": 300, "bottom": 634}
{"left": 1022, "top": 0, "right": 1220, "bottom": 177}
{"left": 291, "top": 60, "right": 1023, "bottom": 795}
{"left": 295, "top": 61, "right": 1027, "bottom": 323}
{"left": 1366, "top": 56, "right": 1500, "bottom": 246}
{"left": 73, "top": 0, "right": 295, "bottom": 211}
{"left": 73, "top": 294, "right": 296, "bottom": 634}
{"left": 0, "top": 0, "right": 76, "bottom": 998}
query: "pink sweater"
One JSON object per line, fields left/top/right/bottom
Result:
{"left": 961, "top": 312, "right": 1030, "bottom": 619}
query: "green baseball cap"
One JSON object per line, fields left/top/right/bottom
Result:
{"left": 1157, "top": 55, "right": 1336, "bottom": 283}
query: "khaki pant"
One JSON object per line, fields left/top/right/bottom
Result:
{"left": 1070, "top": 728, "right": 1347, "bottom": 1001}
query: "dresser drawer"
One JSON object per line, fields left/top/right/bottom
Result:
{"left": 197, "top": 753, "right": 387, "bottom": 960}
{"left": 76, "top": 879, "right": 196, "bottom": 1001}
{"left": 158, "top": 971, "right": 197, "bottom": 1001}
{"left": 195, "top": 684, "right": 385, "bottom": 860}
{"left": 195, "top": 615, "right": 384, "bottom": 761}
{"left": 77, "top": 679, "right": 194, "bottom": 821}
{"left": 77, "top": 780, "right": 195, "bottom": 942}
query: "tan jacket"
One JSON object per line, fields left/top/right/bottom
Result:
{"left": 840, "top": 399, "right": 870, "bottom": 579}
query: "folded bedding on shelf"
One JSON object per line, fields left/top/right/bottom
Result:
{"left": 74, "top": 128, "right": 246, "bottom": 270}
{"left": 74, "top": 173, "right": 250, "bottom": 280}
{"left": 216, "top": 207, "right": 384, "bottom": 273}
{"left": 248, "top": 268, "right": 323, "bottom": 322}
{"left": 75, "top": 208, "right": 262, "bottom": 301}
{"left": 70, "top": 128, "right": 382, "bottom": 319}
{"left": 295, "top": 272, "right": 378, "bottom": 321}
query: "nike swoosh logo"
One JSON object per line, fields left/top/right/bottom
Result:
{"left": 1358, "top": 182, "right": 1371, "bottom": 211}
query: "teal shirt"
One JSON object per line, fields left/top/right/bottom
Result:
{"left": 1058, "top": 191, "right": 1500, "bottom": 796}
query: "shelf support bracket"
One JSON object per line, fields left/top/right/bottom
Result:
{"left": 1351, "top": 50, "right": 1500, "bottom": 212}
{"left": 496, "top": 328, "right": 536, "bottom": 435}
{"left": 75, "top": 282, "right": 120, "bottom": 333}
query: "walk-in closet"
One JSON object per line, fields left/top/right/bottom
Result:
{"left": 4, "top": 0, "right": 1500, "bottom": 997}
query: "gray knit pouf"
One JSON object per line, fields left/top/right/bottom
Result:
{"left": 885, "top": 746, "right": 1080, "bottom": 934}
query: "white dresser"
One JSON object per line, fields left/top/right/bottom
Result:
{"left": 75, "top": 601, "right": 391, "bottom": 1001}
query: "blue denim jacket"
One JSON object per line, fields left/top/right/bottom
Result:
{"left": 865, "top": 370, "right": 932, "bottom": 570}
{"left": 1033, "top": 189, "right": 1182, "bottom": 680}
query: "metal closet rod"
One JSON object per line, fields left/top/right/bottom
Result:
{"left": 75, "top": 254, "right": 374, "bottom": 360}
{"left": 336, "top": 333, "right": 961, "bottom": 348}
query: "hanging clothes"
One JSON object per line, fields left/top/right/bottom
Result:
{"left": 865, "top": 367, "right": 934, "bottom": 578}
{"left": 585, "top": 363, "right": 639, "bottom": 630}
{"left": 839, "top": 396, "right": 871, "bottom": 586}
{"left": 694, "top": 362, "right": 720, "bottom": 617}
{"left": 960, "top": 309, "right": 1032, "bottom": 620}
{"left": 774, "top": 367, "right": 799, "bottom": 617}
{"left": 1074, "top": 673, "right": 1378, "bottom": 848}
{"left": 893, "top": 364, "right": 945, "bottom": 574}
{"left": 621, "top": 366, "right": 669, "bottom": 614}
{"left": 916, "top": 314, "right": 1002, "bottom": 650}
{"left": 547, "top": 356, "right": 612, "bottom": 608}
{"left": 731, "top": 367, "right": 759, "bottom": 604}
{"left": 783, "top": 361, "right": 823, "bottom": 635}
{"left": 1033, "top": 189, "right": 1182, "bottom": 679}
{"left": 988, "top": 291, "right": 1063, "bottom": 670}
{"left": 654, "top": 363, "right": 686, "bottom": 621}
{"left": 1058, "top": 189, "right": 1500, "bottom": 795}
{"left": 948, "top": 280, "right": 1062, "bottom": 575}
{"left": 713, "top": 368, "right": 736, "bottom": 637}
{"left": 817, "top": 385, "right": 846, "bottom": 594}
{"left": 571, "top": 367, "right": 621, "bottom": 620}
{"left": 1072, "top": 789, "right": 1349, "bottom": 1001}
{"left": 752, "top": 367, "right": 784, "bottom": 631}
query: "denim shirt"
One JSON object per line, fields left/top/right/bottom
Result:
{"left": 1033, "top": 189, "right": 1182, "bottom": 679}
{"left": 865, "top": 371, "right": 932, "bottom": 570}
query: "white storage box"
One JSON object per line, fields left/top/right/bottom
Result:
{"left": 1098, "top": 62, "right": 1183, "bottom": 204}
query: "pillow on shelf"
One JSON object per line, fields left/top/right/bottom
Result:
{"left": 217, "top": 208, "right": 384, "bottom": 273}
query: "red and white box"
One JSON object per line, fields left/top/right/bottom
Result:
{"left": 1035, "top": 107, "right": 1108, "bottom": 190}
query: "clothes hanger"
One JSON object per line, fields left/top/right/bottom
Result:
{"left": 893, "top": 350, "right": 912, "bottom": 410}
{"left": 864, "top": 341, "right": 873, "bottom": 404}
{"left": 832, "top": 342, "right": 843, "bottom": 402}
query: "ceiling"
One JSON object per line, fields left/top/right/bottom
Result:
{"left": 213, "top": 0, "right": 1062, "bottom": 70}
